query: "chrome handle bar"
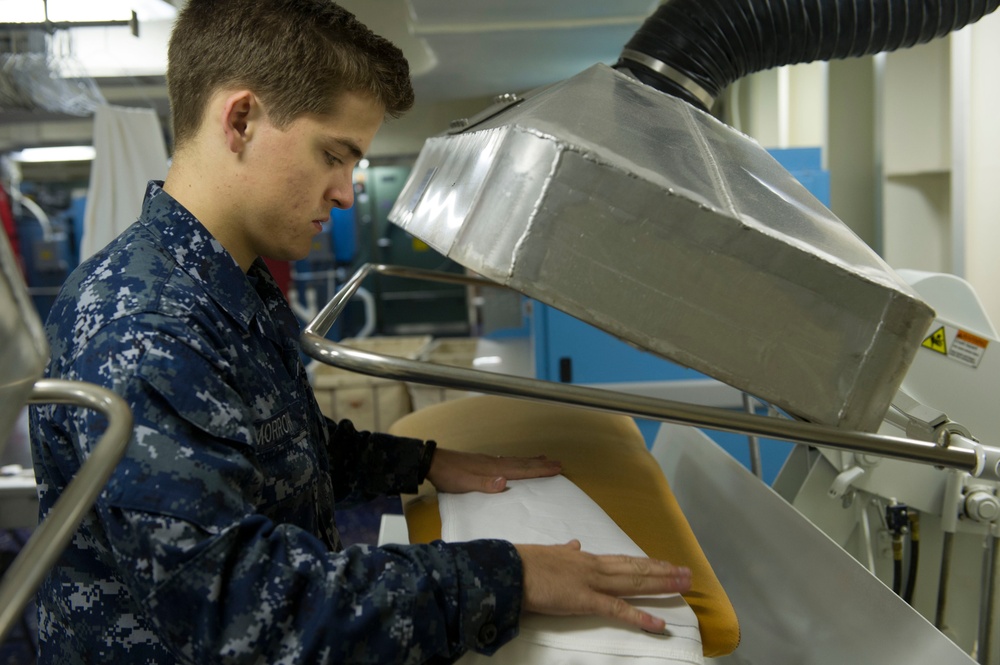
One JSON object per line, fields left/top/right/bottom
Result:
{"left": 302, "top": 264, "right": 999, "bottom": 481}
{"left": 0, "top": 379, "right": 132, "bottom": 644}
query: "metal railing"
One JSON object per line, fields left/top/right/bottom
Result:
{"left": 302, "top": 264, "right": 1000, "bottom": 482}
{"left": 0, "top": 379, "right": 132, "bottom": 644}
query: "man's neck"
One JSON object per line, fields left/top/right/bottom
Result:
{"left": 163, "top": 156, "right": 255, "bottom": 273}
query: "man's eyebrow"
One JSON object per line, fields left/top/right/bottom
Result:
{"left": 324, "top": 136, "right": 364, "bottom": 161}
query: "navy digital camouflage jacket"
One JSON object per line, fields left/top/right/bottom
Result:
{"left": 29, "top": 181, "right": 521, "bottom": 664}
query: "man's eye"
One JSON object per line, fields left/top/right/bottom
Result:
{"left": 324, "top": 152, "right": 341, "bottom": 166}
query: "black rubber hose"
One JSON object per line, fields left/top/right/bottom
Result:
{"left": 617, "top": 0, "right": 1000, "bottom": 111}
{"left": 935, "top": 531, "right": 954, "bottom": 629}
{"left": 903, "top": 514, "right": 920, "bottom": 604}
{"left": 903, "top": 538, "right": 919, "bottom": 603}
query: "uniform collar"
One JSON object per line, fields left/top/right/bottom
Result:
{"left": 138, "top": 180, "right": 287, "bottom": 333}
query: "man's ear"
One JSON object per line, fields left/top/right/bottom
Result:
{"left": 221, "top": 90, "right": 256, "bottom": 154}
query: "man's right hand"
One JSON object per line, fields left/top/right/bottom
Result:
{"left": 514, "top": 540, "right": 692, "bottom": 634}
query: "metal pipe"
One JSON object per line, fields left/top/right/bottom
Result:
{"left": 859, "top": 498, "right": 877, "bottom": 574}
{"left": 9, "top": 187, "right": 53, "bottom": 242}
{"left": 978, "top": 535, "right": 998, "bottom": 664}
{"left": 742, "top": 392, "right": 763, "bottom": 479}
{"left": 0, "top": 379, "right": 132, "bottom": 645}
{"left": 0, "top": 11, "right": 138, "bottom": 36}
{"left": 303, "top": 264, "right": 997, "bottom": 480}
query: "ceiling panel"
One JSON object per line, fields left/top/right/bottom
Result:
{"left": 408, "top": 24, "right": 646, "bottom": 101}
{"left": 341, "top": 0, "right": 655, "bottom": 102}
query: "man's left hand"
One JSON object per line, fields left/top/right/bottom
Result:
{"left": 426, "top": 448, "right": 562, "bottom": 494}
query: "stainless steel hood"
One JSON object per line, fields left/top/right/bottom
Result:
{"left": 389, "top": 63, "right": 935, "bottom": 431}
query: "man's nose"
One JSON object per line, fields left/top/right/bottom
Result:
{"left": 327, "top": 175, "right": 354, "bottom": 210}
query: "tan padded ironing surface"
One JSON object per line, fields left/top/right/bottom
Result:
{"left": 390, "top": 395, "right": 740, "bottom": 658}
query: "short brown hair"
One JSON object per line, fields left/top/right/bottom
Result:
{"left": 166, "top": 0, "right": 414, "bottom": 149}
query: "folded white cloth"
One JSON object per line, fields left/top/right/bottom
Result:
{"left": 439, "top": 475, "right": 704, "bottom": 664}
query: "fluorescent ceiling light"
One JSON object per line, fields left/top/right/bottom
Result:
{"left": 11, "top": 146, "right": 97, "bottom": 163}
{"left": 0, "top": 0, "right": 177, "bottom": 23}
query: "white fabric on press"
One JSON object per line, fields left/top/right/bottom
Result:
{"left": 81, "top": 105, "right": 169, "bottom": 261}
{"left": 439, "top": 475, "right": 704, "bottom": 664}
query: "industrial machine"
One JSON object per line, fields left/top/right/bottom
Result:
{"left": 771, "top": 269, "right": 1000, "bottom": 661}
{"left": 302, "top": 0, "right": 1000, "bottom": 663}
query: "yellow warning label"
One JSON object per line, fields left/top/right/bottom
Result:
{"left": 922, "top": 327, "right": 947, "bottom": 355}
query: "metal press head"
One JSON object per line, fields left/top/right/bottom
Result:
{"left": 386, "top": 0, "right": 1000, "bottom": 430}
{"left": 388, "top": 63, "right": 933, "bottom": 431}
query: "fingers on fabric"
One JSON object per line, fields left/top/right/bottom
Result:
{"left": 603, "top": 595, "right": 667, "bottom": 634}
{"left": 479, "top": 475, "right": 506, "bottom": 493}
{"left": 492, "top": 454, "right": 562, "bottom": 480}
{"left": 596, "top": 556, "right": 693, "bottom": 597}
{"left": 428, "top": 449, "right": 561, "bottom": 494}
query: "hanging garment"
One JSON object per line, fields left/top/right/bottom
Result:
{"left": 0, "top": 183, "right": 23, "bottom": 276}
{"left": 81, "top": 105, "right": 168, "bottom": 261}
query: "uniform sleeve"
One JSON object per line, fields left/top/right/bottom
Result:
{"left": 325, "top": 418, "right": 437, "bottom": 504}
{"left": 71, "top": 323, "right": 523, "bottom": 663}
{"left": 119, "top": 511, "right": 522, "bottom": 664}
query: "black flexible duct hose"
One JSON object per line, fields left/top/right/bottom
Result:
{"left": 617, "top": 0, "right": 1000, "bottom": 111}
{"left": 903, "top": 537, "right": 919, "bottom": 602}
{"left": 903, "top": 513, "right": 920, "bottom": 605}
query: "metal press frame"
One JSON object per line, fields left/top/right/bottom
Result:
{"left": 302, "top": 263, "right": 1000, "bottom": 483}
{"left": 0, "top": 380, "right": 132, "bottom": 645}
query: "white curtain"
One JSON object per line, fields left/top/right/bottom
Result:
{"left": 81, "top": 104, "right": 169, "bottom": 261}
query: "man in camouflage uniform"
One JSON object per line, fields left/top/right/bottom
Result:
{"left": 29, "top": 1, "right": 692, "bottom": 662}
